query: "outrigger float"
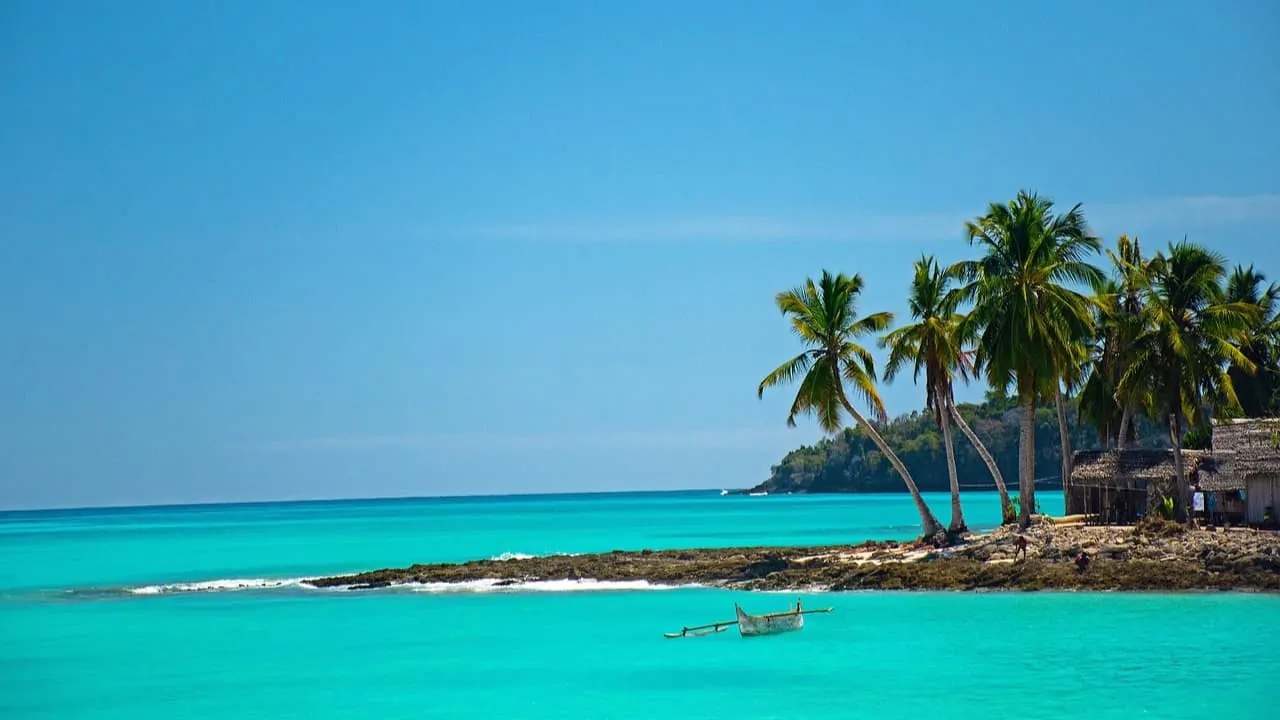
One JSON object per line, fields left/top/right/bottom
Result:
{"left": 664, "top": 599, "right": 833, "bottom": 638}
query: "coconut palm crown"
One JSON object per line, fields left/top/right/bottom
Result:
{"left": 950, "top": 190, "right": 1104, "bottom": 527}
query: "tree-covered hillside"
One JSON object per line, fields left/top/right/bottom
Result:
{"left": 748, "top": 391, "right": 1168, "bottom": 495}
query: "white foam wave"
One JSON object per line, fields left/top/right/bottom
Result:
{"left": 128, "top": 578, "right": 312, "bottom": 595}
{"left": 124, "top": 569, "right": 683, "bottom": 596}
{"left": 488, "top": 551, "right": 583, "bottom": 561}
{"left": 408, "top": 578, "right": 687, "bottom": 594}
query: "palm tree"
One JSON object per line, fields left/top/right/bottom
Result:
{"left": 881, "top": 255, "right": 1011, "bottom": 532}
{"left": 1108, "top": 236, "right": 1153, "bottom": 448}
{"left": 1078, "top": 276, "right": 1127, "bottom": 447}
{"left": 1119, "top": 242, "right": 1260, "bottom": 522}
{"left": 951, "top": 191, "right": 1103, "bottom": 528}
{"left": 759, "top": 270, "right": 944, "bottom": 539}
{"left": 1078, "top": 249, "right": 1156, "bottom": 452}
{"left": 1224, "top": 265, "right": 1280, "bottom": 417}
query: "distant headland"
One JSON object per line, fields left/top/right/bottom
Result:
{"left": 736, "top": 391, "right": 1169, "bottom": 497}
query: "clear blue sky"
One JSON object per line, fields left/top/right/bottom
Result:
{"left": 2, "top": 1, "right": 1277, "bottom": 510}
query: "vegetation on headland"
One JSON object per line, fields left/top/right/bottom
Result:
{"left": 756, "top": 189, "right": 1280, "bottom": 534}
{"left": 748, "top": 390, "right": 1167, "bottom": 497}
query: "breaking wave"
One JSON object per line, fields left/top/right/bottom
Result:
{"left": 127, "top": 578, "right": 315, "bottom": 595}
{"left": 488, "top": 551, "right": 583, "bottom": 561}
{"left": 122, "top": 571, "right": 685, "bottom": 596}
{"left": 407, "top": 578, "right": 686, "bottom": 593}
{"left": 489, "top": 552, "right": 537, "bottom": 561}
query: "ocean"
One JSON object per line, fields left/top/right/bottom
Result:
{"left": 2, "top": 490, "right": 1276, "bottom": 719}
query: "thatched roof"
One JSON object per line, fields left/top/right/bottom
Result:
{"left": 1212, "top": 418, "right": 1280, "bottom": 482}
{"left": 1196, "top": 458, "right": 1243, "bottom": 492}
{"left": 1069, "top": 449, "right": 1226, "bottom": 488}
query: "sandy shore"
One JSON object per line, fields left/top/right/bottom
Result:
{"left": 311, "top": 519, "right": 1280, "bottom": 592}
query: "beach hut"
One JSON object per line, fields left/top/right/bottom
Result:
{"left": 1195, "top": 457, "right": 1247, "bottom": 526}
{"left": 1212, "top": 418, "right": 1280, "bottom": 526}
{"left": 1067, "top": 449, "right": 1215, "bottom": 524}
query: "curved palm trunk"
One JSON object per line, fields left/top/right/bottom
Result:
{"left": 1055, "top": 385, "right": 1072, "bottom": 515}
{"left": 949, "top": 402, "right": 1012, "bottom": 523}
{"left": 937, "top": 389, "right": 965, "bottom": 533}
{"left": 1019, "top": 398, "right": 1037, "bottom": 529}
{"left": 839, "top": 397, "right": 944, "bottom": 539}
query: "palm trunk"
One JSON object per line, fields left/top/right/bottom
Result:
{"left": 1055, "top": 384, "right": 1072, "bottom": 514}
{"left": 1117, "top": 402, "right": 1134, "bottom": 450}
{"left": 1168, "top": 411, "right": 1189, "bottom": 524}
{"left": 840, "top": 397, "right": 943, "bottom": 539}
{"left": 937, "top": 390, "right": 965, "bottom": 533}
{"left": 950, "top": 402, "right": 1013, "bottom": 524}
{"left": 1019, "top": 398, "right": 1036, "bottom": 529}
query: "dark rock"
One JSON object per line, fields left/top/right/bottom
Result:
{"left": 346, "top": 581, "right": 390, "bottom": 590}
{"left": 307, "top": 530, "right": 1280, "bottom": 594}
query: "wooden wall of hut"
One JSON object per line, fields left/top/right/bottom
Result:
{"left": 1245, "top": 478, "right": 1280, "bottom": 525}
{"left": 1066, "top": 449, "right": 1204, "bottom": 523}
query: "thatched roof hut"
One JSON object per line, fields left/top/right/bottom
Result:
{"left": 1211, "top": 418, "right": 1280, "bottom": 525}
{"left": 1066, "top": 449, "right": 1236, "bottom": 521}
{"left": 1212, "top": 418, "right": 1280, "bottom": 481}
{"left": 1069, "top": 449, "right": 1215, "bottom": 487}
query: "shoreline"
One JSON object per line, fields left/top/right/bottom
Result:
{"left": 310, "top": 521, "right": 1280, "bottom": 593}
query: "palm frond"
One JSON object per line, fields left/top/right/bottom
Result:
{"left": 758, "top": 352, "right": 815, "bottom": 399}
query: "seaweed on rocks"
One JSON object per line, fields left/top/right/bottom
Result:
{"left": 309, "top": 528, "right": 1280, "bottom": 593}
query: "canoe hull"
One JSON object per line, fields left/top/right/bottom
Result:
{"left": 735, "top": 604, "right": 804, "bottom": 637}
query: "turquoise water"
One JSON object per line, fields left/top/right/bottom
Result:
{"left": 3, "top": 490, "right": 1277, "bottom": 719}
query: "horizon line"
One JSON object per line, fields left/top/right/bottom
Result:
{"left": 0, "top": 487, "right": 728, "bottom": 515}
{"left": 0, "top": 485, "right": 1009, "bottom": 515}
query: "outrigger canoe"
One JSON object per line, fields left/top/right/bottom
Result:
{"left": 664, "top": 599, "right": 832, "bottom": 639}
{"left": 735, "top": 601, "right": 804, "bottom": 636}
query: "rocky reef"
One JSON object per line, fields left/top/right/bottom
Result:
{"left": 311, "top": 521, "right": 1280, "bottom": 593}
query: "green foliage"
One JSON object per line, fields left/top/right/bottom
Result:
{"left": 1225, "top": 264, "right": 1280, "bottom": 418}
{"left": 1078, "top": 235, "right": 1152, "bottom": 446}
{"left": 757, "top": 270, "right": 895, "bottom": 432}
{"left": 1119, "top": 242, "right": 1260, "bottom": 432}
{"left": 1182, "top": 425, "right": 1212, "bottom": 450}
{"left": 753, "top": 391, "right": 1167, "bottom": 494}
{"left": 1005, "top": 493, "right": 1042, "bottom": 521}
{"left": 951, "top": 191, "right": 1103, "bottom": 403}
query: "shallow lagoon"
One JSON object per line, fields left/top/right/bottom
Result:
{"left": 3, "top": 491, "right": 1275, "bottom": 719}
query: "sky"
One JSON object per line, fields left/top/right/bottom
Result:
{"left": 1, "top": 1, "right": 1278, "bottom": 510}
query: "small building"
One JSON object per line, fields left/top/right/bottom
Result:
{"left": 1066, "top": 449, "right": 1224, "bottom": 524}
{"left": 1212, "top": 418, "right": 1280, "bottom": 526}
